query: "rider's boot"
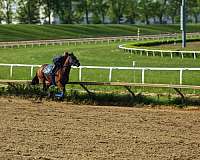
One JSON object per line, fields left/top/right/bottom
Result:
{"left": 51, "top": 73, "right": 56, "bottom": 86}
{"left": 51, "top": 66, "right": 57, "bottom": 86}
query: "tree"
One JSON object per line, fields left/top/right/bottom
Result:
{"left": 77, "top": 0, "right": 93, "bottom": 24}
{"left": 0, "top": 1, "right": 4, "bottom": 23}
{"left": 70, "top": 0, "right": 96, "bottom": 24}
{"left": 0, "top": 0, "right": 14, "bottom": 24}
{"left": 91, "top": 0, "right": 109, "bottom": 24}
{"left": 125, "top": 0, "right": 138, "bottom": 24}
{"left": 151, "top": 0, "right": 167, "bottom": 24}
{"left": 57, "top": 0, "right": 73, "bottom": 24}
{"left": 138, "top": 0, "right": 154, "bottom": 24}
{"left": 166, "top": 0, "right": 181, "bottom": 24}
{"left": 109, "top": 0, "right": 128, "bottom": 24}
{"left": 187, "top": 0, "right": 200, "bottom": 23}
{"left": 17, "top": 0, "right": 40, "bottom": 24}
{"left": 40, "top": 0, "right": 55, "bottom": 24}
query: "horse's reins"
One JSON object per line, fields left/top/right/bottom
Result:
{"left": 63, "top": 56, "right": 71, "bottom": 68}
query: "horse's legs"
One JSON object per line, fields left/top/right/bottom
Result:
{"left": 54, "top": 81, "right": 65, "bottom": 99}
{"left": 31, "top": 74, "right": 39, "bottom": 85}
{"left": 62, "top": 85, "right": 66, "bottom": 97}
{"left": 42, "top": 78, "right": 48, "bottom": 92}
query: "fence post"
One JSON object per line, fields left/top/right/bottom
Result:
{"left": 180, "top": 69, "right": 183, "bottom": 85}
{"left": 137, "top": 28, "right": 140, "bottom": 41}
{"left": 193, "top": 52, "right": 196, "bottom": 59}
{"left": 10, "top": 65, "right": 13, "bottom": 77}
{"left": 181, "top": 52, "right": 184, "bottom": 59}
{"left": 161, "top": 51, "right": 163, "bottom": 57}
{"left": 79, "top": 67, "right": 82, "bottom": 81}
{"left": 31, "top": 66, "right": 34, "bottom": 77}
{"left": 142, "top": 69, "right": 145, "bottom": 84}
{"left": 109, "top": 67, "right": 113, "bottom": 82}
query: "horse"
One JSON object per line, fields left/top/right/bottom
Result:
{"left": 31, "top": 53, "right": 80, "bottom": 98}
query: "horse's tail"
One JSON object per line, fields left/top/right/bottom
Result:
{"left": 31, "top": 73, "right": 39, "bottom": 85}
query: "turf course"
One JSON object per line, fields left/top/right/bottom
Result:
{"left": 0, "top": 24, "right": 200, "bottom": 41}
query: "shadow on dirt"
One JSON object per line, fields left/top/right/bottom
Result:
{"left": 0, "top": 84, "right": 200, "bottom": 107}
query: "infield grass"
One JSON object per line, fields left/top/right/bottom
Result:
{"left": 0, "top": 41, "right": 199, "bottom": 88}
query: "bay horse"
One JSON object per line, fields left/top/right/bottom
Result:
{"left": 31, "top": 53, "right": 80, "bottom": 98}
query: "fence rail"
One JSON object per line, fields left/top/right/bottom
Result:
{"left": 0, "top": 32, "right": 200, "bottom": 48}
{"left": 0, "top": 63, "right": 200, "bottom": 85}
{"left": 119, "top": 44, "right": 200, "bottom": 59}
{"left": 119, "top": 32, "right": 200, "bottom": 59}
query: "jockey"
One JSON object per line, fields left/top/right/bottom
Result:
{"left": 51, "top": 51, "right": 69, "bottom": 86}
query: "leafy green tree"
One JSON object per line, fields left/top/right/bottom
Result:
{"left": 0, "top": 0, "right": 14, "bottom": 24}
{"left": 151, "top": 0, "right": 167, "bottom": 24}
{"left": 91, "top": 0, "right": 109, "bottom": 24}
{"left": 125, "top": 0, "right": 138, "bottom": 24}
{"left": 40, "top": 0, "right": 55, "bottom": 24}
{"left": 57, "top": 0, "right": 73, "bottom": 24}
{"left": 166, "top": 0, "right": 181, "bottom": 24}
{"left": 109, "top": 0, "right": 128, "bottom": 24}
{"left": 138, "top": 0, "right": 154, "bottom": 24}
{"left": 0, "top": 1, "right": 4, "bottom": 23}
{"left": 73, "top": 0, "right": 93, "bottom": 24}
{"left": 17, "top": 0, "right": 40, "bottom": 24}
{"left": 187, "top": 0, "right": 200, "bottom": 23}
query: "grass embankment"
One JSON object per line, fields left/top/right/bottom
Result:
{"left": 0, "top": 24, "right": 200, "bottom": 41}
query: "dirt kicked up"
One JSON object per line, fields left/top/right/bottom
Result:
{"left": 0, "top": 97, "right": 200, "bottom": 160}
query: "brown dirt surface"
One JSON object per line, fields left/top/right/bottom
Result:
{"left": 0, "top": 97, "right": 200, "bottom": 160}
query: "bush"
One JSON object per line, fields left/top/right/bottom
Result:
{"left": 126, "top": 38, "right": 200, "bottom": 48}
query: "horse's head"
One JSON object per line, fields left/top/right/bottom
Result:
{"left": 67, "top": 53, "right": 80, "bottom": 67}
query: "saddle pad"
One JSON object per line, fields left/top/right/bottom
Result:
{"left": 43, "top": 64, "right": 54, "bottom": 77}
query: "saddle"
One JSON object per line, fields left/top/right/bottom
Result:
{"left": 43, "top": 64, "right": 54, "bottom": 77}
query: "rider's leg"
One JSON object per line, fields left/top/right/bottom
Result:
{"left": 51, "top": 66, "right": 57, "bottom": 85}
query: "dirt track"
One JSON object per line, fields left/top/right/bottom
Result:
{"left": 0, "top": 97, "right": 200, "bottom": 160}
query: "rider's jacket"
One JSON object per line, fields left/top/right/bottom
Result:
{"left": 53, "top": 55, "right": 67, "bottom": 67}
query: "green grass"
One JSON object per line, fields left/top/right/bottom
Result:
{"left": 0, "top": 42, "right": 200, "bottom": 88}
{"left": 0, "top": 23, "right": 200, "bottom": 96}
{"left": 0, "top": 24, "right": 200, "bottom": 41}
{"left": 1, "top": 42, "right": 200, "bottom": 67}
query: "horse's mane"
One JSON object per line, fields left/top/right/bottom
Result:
{"left": 69, "top": 52, "right": 78, "bottom": 60}
{"left": 69, "top": 52, "right": 74, "bottom": 57}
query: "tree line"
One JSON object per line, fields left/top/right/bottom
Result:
{"left": 0, "top": 0, "right": 200, "bottom": 24}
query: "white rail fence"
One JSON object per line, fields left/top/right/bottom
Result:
{"left": 0, "top": 64, "right": 200, "bottom": 85}
{"left": 119, "top": 45, "right": 200, "bottom": 59}
{"left": 0, "top": 34, "right": 174, "bottom": 48}
{"left": 0, "top": 32, "right": 200, "bottom": 48}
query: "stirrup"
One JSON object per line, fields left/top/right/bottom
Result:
{"left": 55, "top": 92, "right": 64, "bottom": 98}
{"left": 50, "top": 84, "right": 55, "bottom": 88}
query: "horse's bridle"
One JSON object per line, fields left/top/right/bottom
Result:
{"left": 63, "top": 56, "right": 71, "bottom": 68}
